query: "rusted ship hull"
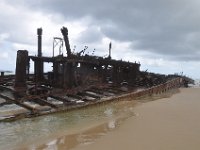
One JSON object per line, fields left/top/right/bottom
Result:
{"left": 0, "top": 27, "right": 193, "bottom": 122}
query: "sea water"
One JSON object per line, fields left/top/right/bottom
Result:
{"left": 0, "top": 100, "right": 137, "bottom": 150}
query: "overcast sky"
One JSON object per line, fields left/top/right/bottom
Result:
{"left": 0, "top": 0, "right": 200, "bottom": 78}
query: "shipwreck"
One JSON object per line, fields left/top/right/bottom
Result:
{"left": 0, "top": 27, "right": 193, "bottom": 122}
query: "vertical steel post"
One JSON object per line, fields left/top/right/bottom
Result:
{"left": 37, "top": 28, "right": 42, "bottom": 57}
{"left": 35, "top": 28, "right": 43, "bottom": 82}
{"left": 14, "top": 50, "right": 28, "bottom": 89}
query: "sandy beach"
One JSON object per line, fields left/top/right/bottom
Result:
{"left": 71, "top": 88, "right": 200, "bottom": 150}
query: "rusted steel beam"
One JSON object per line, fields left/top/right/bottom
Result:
{"left": 109, "top": 87, "right": 127, "bottom": 93}
{"left": 29, "top": 56, "right": 54, "bottom": 62}
{"left": 67, "top": 94, "right": 94, "bottom": 102}
{"left": 104, "top": 88, "right": 119, "bottom": 94}
{"left": 78, "top": 92, "right": 100, "bottom": 99}
{"left": 0, "top": 94, "right": 37, "bottom": 112}
{"left": 0, "top": 86, "right": 21, "bottom": 99}
{"left": 88, "top": 88, "right": 115, "bottom": 96}
{"left": 0, "top": 101, "right": 12, "bottom": 107}
{"left": 61, "top": 27, "right": 71, "bottom": 57}
{"left": 32, "top": 98, "right": 58, "bottom": 108}
{"left": 85, "top": 91, "right": 102, "bottom": 98}
{"left": 66, "top": 94, "right": 83, "bottom": 100}
{"left": 19, "top": 94, "right": 49, "bottom": 103}
{"left": 49, "top": 95, "right": 75, "bottom": 104}
{"left": 0, "top": 85, "right": 15, "bottom": 92}
{"left": 87, "top": 89, "right": 104, "bottom": 95}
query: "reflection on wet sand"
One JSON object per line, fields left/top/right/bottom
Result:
{"left": 36, "top": 117, "right": 126, "bottom": 150}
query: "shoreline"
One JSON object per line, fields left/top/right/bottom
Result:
{"left": 17, "top": 88, "right": 178, "bottom": 150}
{"left": 71, "top": 88, "right": 200, "bottom": 150}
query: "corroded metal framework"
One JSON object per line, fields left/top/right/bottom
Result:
{"left": 0, "top": 27, "right": 193, "bottom": 122}
{"left": 18, "top": 27, "right": 141, "bottom": 90}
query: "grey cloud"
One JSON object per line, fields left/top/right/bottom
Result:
{"left": 2, "top": 0, "right": 200, "bottom": 62}
{"left": 76, "top": 26, "right": 103, "bottom": 44}
{"left": 0, "top": 2, "right": 35, "bottom": 46}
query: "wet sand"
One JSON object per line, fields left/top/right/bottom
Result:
{"left": 72, "top": 88, "right": 200, "bottom": 150}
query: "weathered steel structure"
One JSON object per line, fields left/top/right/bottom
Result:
{"left": 0, "top": 27, "right": 193, "bottom": 122}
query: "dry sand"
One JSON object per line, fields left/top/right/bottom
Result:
{"left": 72, "top": 88, "right": 200, "bottom": 150}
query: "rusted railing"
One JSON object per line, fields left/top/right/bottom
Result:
{"left": 107, "top": 77, "right": 184, "bottom": 102}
